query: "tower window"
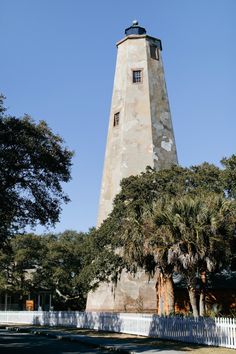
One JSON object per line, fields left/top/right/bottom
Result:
{"left": 150, "top": 45, "right": 159, "bottom": 60}
{"left": 113, "top": 112, "right": 120, "bottom": 127}
{"left": 132, "top": 70, "right": 142, "bottom": 83}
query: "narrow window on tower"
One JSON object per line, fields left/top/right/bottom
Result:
{"left": 132, "top": 70, "right": 142, "bottom": 83}
{"left": 113, "top": 112, "right": 120, "bottom": 127}
{"left": 150, "top": 45, "right": 159, "bottom": 60}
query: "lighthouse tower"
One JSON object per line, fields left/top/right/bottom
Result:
{"left": 97, "top": 21, "right": 177, "bottom": 226}
{"left": 86, "top": 22, "right": 178, "bottom": 312}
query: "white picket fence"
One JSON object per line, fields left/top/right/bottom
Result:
{"left": 0, "top": 311, "right": 235, "bottom": 349}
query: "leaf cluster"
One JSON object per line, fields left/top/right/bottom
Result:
{"left": 0, "top": 96, "right": 73, "bottom": 245}
{"left": 94, "top": 157, "right": 236, "bottom": 284}
{"left": 0, "top": 230, "right": 97, "bottom": 310}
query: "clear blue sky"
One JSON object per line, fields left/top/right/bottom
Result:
{"left": 1, "top": 0, "right": 235, "bottom": 233}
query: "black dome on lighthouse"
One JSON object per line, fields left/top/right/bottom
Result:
{"left": 125, "top": 21, "right": 146, "bottom": 36}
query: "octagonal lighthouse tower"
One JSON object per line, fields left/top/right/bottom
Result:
{"left": 87, "top": 22, "right": 178, "bottom": 313}
{"left": 97, "top": 21, "right": 177, "bottom": 227}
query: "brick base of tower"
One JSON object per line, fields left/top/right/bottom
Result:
{"left": 86, "top": 270, "right": 158, "bottom": 313}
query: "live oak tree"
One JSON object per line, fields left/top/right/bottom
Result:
{"left": 0, "top": 95, "right": 73, "bottom": 245}
{"left": 42, "top": 228, "right": 122, "bottom": 310}
{"left": 0, "top": 231, "right": 97, "bottom": 310}
{"left": 0, "top": 233, "right": 46, "bottom": 307}
{"left": 34, "top": 230, "right": 92, "bottom": 310}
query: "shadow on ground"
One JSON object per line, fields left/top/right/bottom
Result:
{"left": 0, "top": 329, "right": 109, "bottom": 354}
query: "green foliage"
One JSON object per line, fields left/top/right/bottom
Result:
{"left": 0, "top": 96, "right": 73, "bottom": 245}
{"left": 0, "top": 233, "right": 45, "bottom": 294}
{"left": 77, "top": 226, "right": 124, "bottom": 289}
{"left": 113, "top": 163, "right": 223, "bottom": 218}
{"left": 95, "top": 157, "right": 236, "bottom": 291}
{"left": 0, "top": 227, "right": 124, "bottom": 310}
{"left": 0, "top": 155, "right": 235, "bottom": 312}
{"left": 221, "top": 155, "right": 236, "bottom": 199}
{"left": 154, "top": 195, "right": 236, "bottom": 282}
{"left": 0, "top": 230, "right": 96, "bottom": 310}
{"left": 35, "top": 231, "right": 89, "bottom": 309}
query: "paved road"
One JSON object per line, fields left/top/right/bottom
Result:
{"left": 0, "top": 329, "right": 111, "bottom": 354}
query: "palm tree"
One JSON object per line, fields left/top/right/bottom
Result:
{"left": 154, "top": 194, "right": 235, "bottom": 317}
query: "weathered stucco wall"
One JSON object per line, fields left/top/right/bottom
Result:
{"left": 86, "top": 33, "right": 177, "bottom": 313}
{"left": 97, "top": 36, "right": 153, "bottom": 226}
{"left": 87, "top": 270, "right": 158, "bottom": 313}
{"left": 146, "top": 37, "right": 178, "bottom": 170}
{"left": 97, "top": 34, "right": 177, "bottom": 226}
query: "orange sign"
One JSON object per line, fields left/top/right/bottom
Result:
{"left": 26, "top": 300, "right": 34, "bottom": 311}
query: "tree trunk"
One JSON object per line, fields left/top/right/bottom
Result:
{"left": 165, "top": 276, "right": 175, "bottom": 315}
{"left": 157, "top": 273, "right": 175, "bottom": 316}
{"left": 4, "top": 292, "right": 7, "bottom": 311}
{"left": 157, "top": 273, "right": 165, "bottom": 316}
{"left": 199, "top": 271, "right": 206, "bottom": 317}
{"left": 199, "top": 292, "right": 205, "bottom": 317}
{"left": 188, "top": 287, "right": 199, "bottom": 318}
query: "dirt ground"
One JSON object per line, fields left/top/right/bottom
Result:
{"left": 64, "top": 328, "right": 236, "bottom": 353}
{"left": 4, "top": 326, "right": 235, "bottom": 353}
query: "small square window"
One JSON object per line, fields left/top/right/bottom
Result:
{"left": 113, "top": 112, "right": 120, "bottom": 127}
{"left": 132, "top": 70, "right": 142, "bottom": 83}
{"left": 150, "top": 45, "right": 159, "bottom": 60}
